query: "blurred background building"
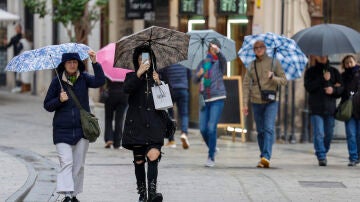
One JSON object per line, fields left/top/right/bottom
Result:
{"left": 1, "top": 0, "right": 360, "bottom": 142}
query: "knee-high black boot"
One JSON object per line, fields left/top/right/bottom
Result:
{"left": 147, "top": 159, "right": 162, "bottom": 202}
{"left": 134, "top": 161, "right": 147, "bottom": 202}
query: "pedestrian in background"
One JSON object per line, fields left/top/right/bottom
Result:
{"left": 304, "top": 55, "right": 343, "bottom": 166}
{"left": 242, "top": 40, "right": 287, "bottom": 168}
{"left": 122, "top": 45, "right": 165, "bottom": 202}
{"left": 43, "top": 51, "right": 105, "bottom": 202}
{"left": 18, "top": 31, "right": 33, "bottom": 93}
{"left": 103, "top": 78, "right": 128, "bottom": 149}
{"left": 2, "top": 24, "right": 23, "bottom": 92}
{"left": 194, "top": 39, "right": 226, "bottom": 167}
{"left": 339, "top": 55, "right": 360, "bottom": 166}
{"left": 160, "top": 63, "right": 191, "bottom": 149}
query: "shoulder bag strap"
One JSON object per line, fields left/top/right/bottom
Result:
{"left": 66, "top": 84, "right": 84, "bottom": 110}
{"left": 254, "top": 61, "right": 262, "bottom": 93}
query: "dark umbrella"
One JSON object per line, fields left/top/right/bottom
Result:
{"left": 292, "top": 23, "right": 360, "bottom": 56}
{"left": 114, "top": 26, "right": 190, "bottom": 70}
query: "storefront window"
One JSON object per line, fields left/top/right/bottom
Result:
{"left": 217, "top": 0, "right": 247, "bottom": 15}
{"left": 179, "top": 0, "right": 203, "bottom": 15}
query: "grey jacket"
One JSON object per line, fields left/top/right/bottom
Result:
{"left": 194, "top": 52, "right": 227, "bottom": 102}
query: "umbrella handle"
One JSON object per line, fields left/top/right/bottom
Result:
{"left": 49, "top": 54, "right": 64, "bottom": 91}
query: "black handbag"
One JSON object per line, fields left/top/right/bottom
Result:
{"left": 159, "top": 111, "right": 176, "bottom": 138}
{"left": 254, "top": 61, "right": 277, "bottom": 102}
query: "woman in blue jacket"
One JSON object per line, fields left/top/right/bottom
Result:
{"left": 44, "top": 51, "right": 105, "bottom": 202}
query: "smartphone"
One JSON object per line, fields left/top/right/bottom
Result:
{"left": 142, "top": 52, "right": 149, "bottom": 64}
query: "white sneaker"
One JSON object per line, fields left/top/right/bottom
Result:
{"left": 165, "top": 141, "right": 176, "bottom": 148}
{"left": 11, "top": 87, "right": 21, "bottom": 93}
{"left": 205, "top": 158, "right": 215, "bottom": 167}
{"left": 180, "top": 133, "right": 190, "bottom": 149}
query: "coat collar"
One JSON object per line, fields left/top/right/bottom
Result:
{"left": 62, "top": 71, "right": 80, "bottom": 86}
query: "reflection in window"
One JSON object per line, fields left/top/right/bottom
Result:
{"left": 238, "top": 0, "right": 247, "bottom": 15}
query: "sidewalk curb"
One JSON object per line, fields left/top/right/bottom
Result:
{"left": 0, "top": 146, "right": 37, "bottom": 202}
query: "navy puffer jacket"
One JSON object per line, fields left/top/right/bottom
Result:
{"left": 44, "top": 63, "right": 105, "bottom": 145}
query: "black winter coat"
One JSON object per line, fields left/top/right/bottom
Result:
{"left": 44, "top": 63, "right": 105, "bottom": 145}
{"left": 340, "top": 65, "right": 360, "bottom": 118}
{"left": 122, "top": 72, "right": 167, "bottom": 150}
{"left": 304, "top": 61, "right": 343, "bottom": 116}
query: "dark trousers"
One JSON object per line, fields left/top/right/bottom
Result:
{"left": 168, "top": 88, "right": 189, "bottom": 141}
{"left": 104, "top": 94, "right": 128, "bottom": 148}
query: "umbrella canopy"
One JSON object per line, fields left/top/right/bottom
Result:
{"left": 0, "top": 9, "right": 20, "bottom": 23}
{"left": 6, "top": 43, "right": 90, "bottom": 72}
{"left": 97, "top": 43, "right": 133, "bottom": 82}
{"left": 179, "top": 30, "right": 237, "bottom": 70}
{"left": 114, "top": 26, "right": 190, "bottom": 70}
{"left": 291, "top": 23, "right": 360, "bottom": 56}
{"left": 238, "top": 32, "right": 308, "bottom": 80}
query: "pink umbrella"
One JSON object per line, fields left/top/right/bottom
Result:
{"left": 97, "top": 43, "right": 133, "bottom": 82}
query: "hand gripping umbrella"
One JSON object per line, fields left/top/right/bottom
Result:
{"left": 114, "top": 26, "right": 190, "bottom": 70}
{"left": 238, "top": 32, "right": 308, "bottom": 80}
{"left": 6, "top": 42, "right": 91, "bottom": 89}
{"left": 179, "top": 29, "right": 237, "bottom": 70}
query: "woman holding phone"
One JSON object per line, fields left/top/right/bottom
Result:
{"left": 122, "top": 45, "right": 166, "bottom": 202}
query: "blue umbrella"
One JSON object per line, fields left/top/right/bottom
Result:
{"left": 238, "top": 32, "right": 308, "bottom": 80}
{"left": 6, "top": 42, "right": 90, "bottom": 90}
{"left": 180, "top": 30, "right": 237, "bottom": 69}
{"left": 6, "top": 43, "right": 90, "bottom": 72}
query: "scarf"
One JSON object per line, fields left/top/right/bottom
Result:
{"left": 202, "top": 52, "right": 218, "bottom": 97}
{"left": 66, "top": 73, "right": 77, "bottom": 84}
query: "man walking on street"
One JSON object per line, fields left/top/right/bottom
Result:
{"left": 161, "top": 63, "right": 191, "bottom": 149}
{"left": 304, "top": 55, "right": 343, "bottom": 166}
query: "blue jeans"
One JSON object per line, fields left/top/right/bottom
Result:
{"left": 252, "top": 102, "right": 278, "bottom": 160}
{"left": 199, "top": 99, "right": 225, "bottom": 161}
{"left": 345, "top": 117, "right": 360, "bottom": 162}
{"left": 310, "top": 115, "right": 335, "bottom": 160}
{"left": 168, "top": 89, "right": 189, "bottom": 141}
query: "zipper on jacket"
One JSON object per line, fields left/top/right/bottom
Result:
{"left": 72, "top": 108, "right": 75, "bottom": 139}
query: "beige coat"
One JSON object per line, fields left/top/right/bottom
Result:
{"left": 242, "top": 55, "right": 287, "bottom": 108}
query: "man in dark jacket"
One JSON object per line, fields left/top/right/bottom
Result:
{"left": 160, "top": 63, "right": 191, "bottom": 149}
{"left": 304, "top": 55, "right": 343, "bottom": 166}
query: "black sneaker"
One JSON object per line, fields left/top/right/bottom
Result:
{"left": 348, "top": 161, "right": 357, "bottom": 167}
{"left": 62, "top": 196, "right": 71, "bottom": 202}
{"left": 318, "top": 159, "right": 327, "bottom": 166}
{"left": 72, "top": 196, "right": 80, "bottom": 202}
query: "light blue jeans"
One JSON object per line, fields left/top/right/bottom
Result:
{"left": 252, "top": 101, "right": 278, "bottom": 160}
{"left": 310, "top": 115, "right": 335, "bottom": 160}
{"left": 345, "top": 117, "right": 360, "bottom": 162}
{"left": 199, "top": 99, "right": 224, "bottom": 161}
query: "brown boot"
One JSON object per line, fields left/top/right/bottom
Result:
{"left": 21, "top": 83, "right": 31, "bottom": 92}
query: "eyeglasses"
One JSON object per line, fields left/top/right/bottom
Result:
{"left": 253, "top": 46, "right": 265, "bottom": 50}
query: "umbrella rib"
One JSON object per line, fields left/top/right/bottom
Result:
{"left": 151, "top": 41, "right": 188, "bottom": 58}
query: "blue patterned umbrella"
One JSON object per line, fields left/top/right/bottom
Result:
{"left": 238, "top": 32, "right": 308, "bottom": 80}
{"left": 6, "top": 43, "right": 90, "bottom": 72}
{"left": 180, "top": 30, "right": 237, "bottom": 69}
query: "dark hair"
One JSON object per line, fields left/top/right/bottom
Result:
{"left": 132, "top": 45, "right": 157, "bottom": 72}
{"left": 341, "top": 54, "right": 356, "bottom": 69}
